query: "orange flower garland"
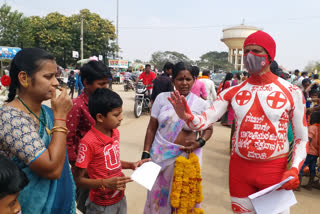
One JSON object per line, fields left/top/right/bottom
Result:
{"left": 170, "top": 153, "right": 204, "bottom": 214}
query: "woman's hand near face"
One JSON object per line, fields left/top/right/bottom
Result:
{"left": 51, "top": 87, "right": 73, "bottom": 119}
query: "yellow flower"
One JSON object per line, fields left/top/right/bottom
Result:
{"left": 194, "top": 208, "right": 205, "bottom": 214}
{"left": 170, "top": 153, "right": 204, "bottom": 212}
{"left": 177, "top": 208, "right": 188, "bottom": 214}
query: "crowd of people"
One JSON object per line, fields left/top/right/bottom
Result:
{"left": 0, "top": 30, "right": 319, "bottom": 214}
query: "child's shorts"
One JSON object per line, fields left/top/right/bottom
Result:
{"left": 85, "top": 196, "right": 127, "bottom": 214}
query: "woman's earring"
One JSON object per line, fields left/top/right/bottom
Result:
{"left": 25, "top": 82, "right": 28, "bottom": 87}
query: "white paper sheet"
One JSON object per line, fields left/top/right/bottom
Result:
{"left": 131, "top": 161, "right": 161, "bottom": 191}
{"left": 248, "top": 176, "right": 297, "bottom": 214}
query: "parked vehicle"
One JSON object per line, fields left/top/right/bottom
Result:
{"left": 212, "top": 73, "right": 226, "bottom": 90}
{"left": 134, "top": 81, "right": 151, "bottom": 118}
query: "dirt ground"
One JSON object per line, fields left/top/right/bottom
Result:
{"left": 74, "top": 84, "right": 320, "bottom": 213}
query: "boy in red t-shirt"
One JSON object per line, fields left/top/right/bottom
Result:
{"left": 75, "top": 88, "right": 149, "bottom": 213}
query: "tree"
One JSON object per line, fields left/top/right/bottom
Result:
{"left": 0, "top": 4, "right": 118, "bottom": 67}
{"left": 28, "top": 9, "right": 117, "bottom": 67}
{"left": 0, "top": 4, "right": 33, "bottom": 47}
{"left": 150, "top": 51, "right": 192, "bottom": 71}
{"left": 69, "top": 9, "right": 118, "bottom": 64}
{"left": 304, "top": 61, "right": 320, "bottom": 73}
{"left": 134, "top": 59, "right": 143, "bottom": 63}
{"left": 28, "top": 12, "right": 73, "bottom": 67}
{"left": 197, "top": 51, "right": 233, "bottom": 72}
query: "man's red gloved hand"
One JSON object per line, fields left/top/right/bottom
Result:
{"left": 281, "top": 167, "right": 299, "bottom": 190}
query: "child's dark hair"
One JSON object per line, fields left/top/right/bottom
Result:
{"left": 0, "top": 155, "right": 29, "bottom": 199}
{"left": 309, "top": 111, "right": 320, "bottom": 125}
{"left": 7, "top": 48, "right": 55, "bottom": 102}
{"left": 80, "top": 61, "right": 111, "bottom": 85}
{"left": 172, "top": 62, "right": 194, "bottom": 80}
{"left": 88, "top": 88, "right": 123, "bottom": 120}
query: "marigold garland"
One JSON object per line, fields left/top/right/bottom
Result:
{"left": 170, "top": 153, "right": 204, "bottom": 214}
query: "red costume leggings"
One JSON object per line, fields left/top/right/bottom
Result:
{"left": 229, "top": 154, "right": 287, "bottom": 214}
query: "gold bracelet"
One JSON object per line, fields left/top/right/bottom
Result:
{"left": 143, "top": 150, "right": 150, "bottom": 154}
{"left": 51, "top": 129, "right": 68, "bottom": 135}
{"left": 51, "top": 126, "right": 68, "bottom": 131}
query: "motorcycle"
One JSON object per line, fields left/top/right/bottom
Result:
{"left": 123, "top": 78, "right": 135, "bottom": 91}
{"left": 134, "top": 82, "right": 151, "bottom": 118}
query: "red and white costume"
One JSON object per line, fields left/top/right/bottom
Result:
{"left": 186, "top": 71, "right": 308, "bottom": 213}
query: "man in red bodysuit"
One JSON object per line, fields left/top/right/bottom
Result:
{"left": 169, "top": 31, "right": 308, "bottom": 214}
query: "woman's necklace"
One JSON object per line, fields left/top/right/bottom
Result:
{"left": 17, "top": 97, "right": 51, "bottom": 136}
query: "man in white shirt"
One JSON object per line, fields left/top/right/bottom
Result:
{"left": 296, "top": 71, "right": 308, "bottom": 89}
{"left": 199, "top": 69, "right": 217, "bottom": 104}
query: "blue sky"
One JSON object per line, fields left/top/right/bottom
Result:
{"left": 6, "top": 0, "right": 320, "bottom": 70}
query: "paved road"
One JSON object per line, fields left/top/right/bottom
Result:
{"left": 77, "top": 84, "right": 320, "bottom": 213}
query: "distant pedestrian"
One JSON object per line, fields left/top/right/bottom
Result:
{"left": 75, "top": 72, "right": 84, "bottom": 95}
{"left": 151, "top": 62, "right": 174, "bottom": 103}
{"left": 67, "top": 70, "right": 76, "bottom": 99}
{"left": 190, "top": 66, "right": 207, "bottom": 100}
{"left": 138, "top": 64, "right": 156, "bottom": 96}
{"left": 199, "top": 69, "right": 217, "bottom": 104}
{"left": 297, "top": 111, "right": 320, "bottom": 191}
{"left": 242, "top": 71, "right": 248, "bottom": 81}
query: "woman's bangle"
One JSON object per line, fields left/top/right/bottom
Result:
{"left": 51, "top": 126, "right": 68, "bottom": 131}
{"left": 51, "top": 129, "right": 68, "bottom": 135}
{"left": 143, "top": 150, "right": 150, "bottom": 154}
{"left": 196, "top": 138, "right": 206, "bottom": 147}
{"left": 54, "top": 118, "right": 67, "bottom": 122}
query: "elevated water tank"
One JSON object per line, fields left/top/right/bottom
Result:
{"left": 221, "top": 25, "right": 261, "bottom": 71}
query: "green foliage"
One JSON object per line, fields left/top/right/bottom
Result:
{"left": 197, "top": 51, "right": 233, "bottom": 72}
{"left": 0, "top": 4, "right": 117, "bottom": 67}
{"left": 150, "top": 51, "right": 192, "bottom": 71}
{"left": 134, "top": 59, "right": 143, "bottom": 63}
{"left": 304, "top": 61, "right": 320, "bottom": 73}
{"left": 0, "top": 4, "right": 31, "bottom": 47}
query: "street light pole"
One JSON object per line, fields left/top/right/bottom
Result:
{"left": 80, "top": 15, "right": 84, "bottom": 61}
{"left": 116, "top": 0, "right": 119, "bottom": 59}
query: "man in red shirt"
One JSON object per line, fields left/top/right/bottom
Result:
{"left": 138, "top": 64, "right": 156, "bottom": 95}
